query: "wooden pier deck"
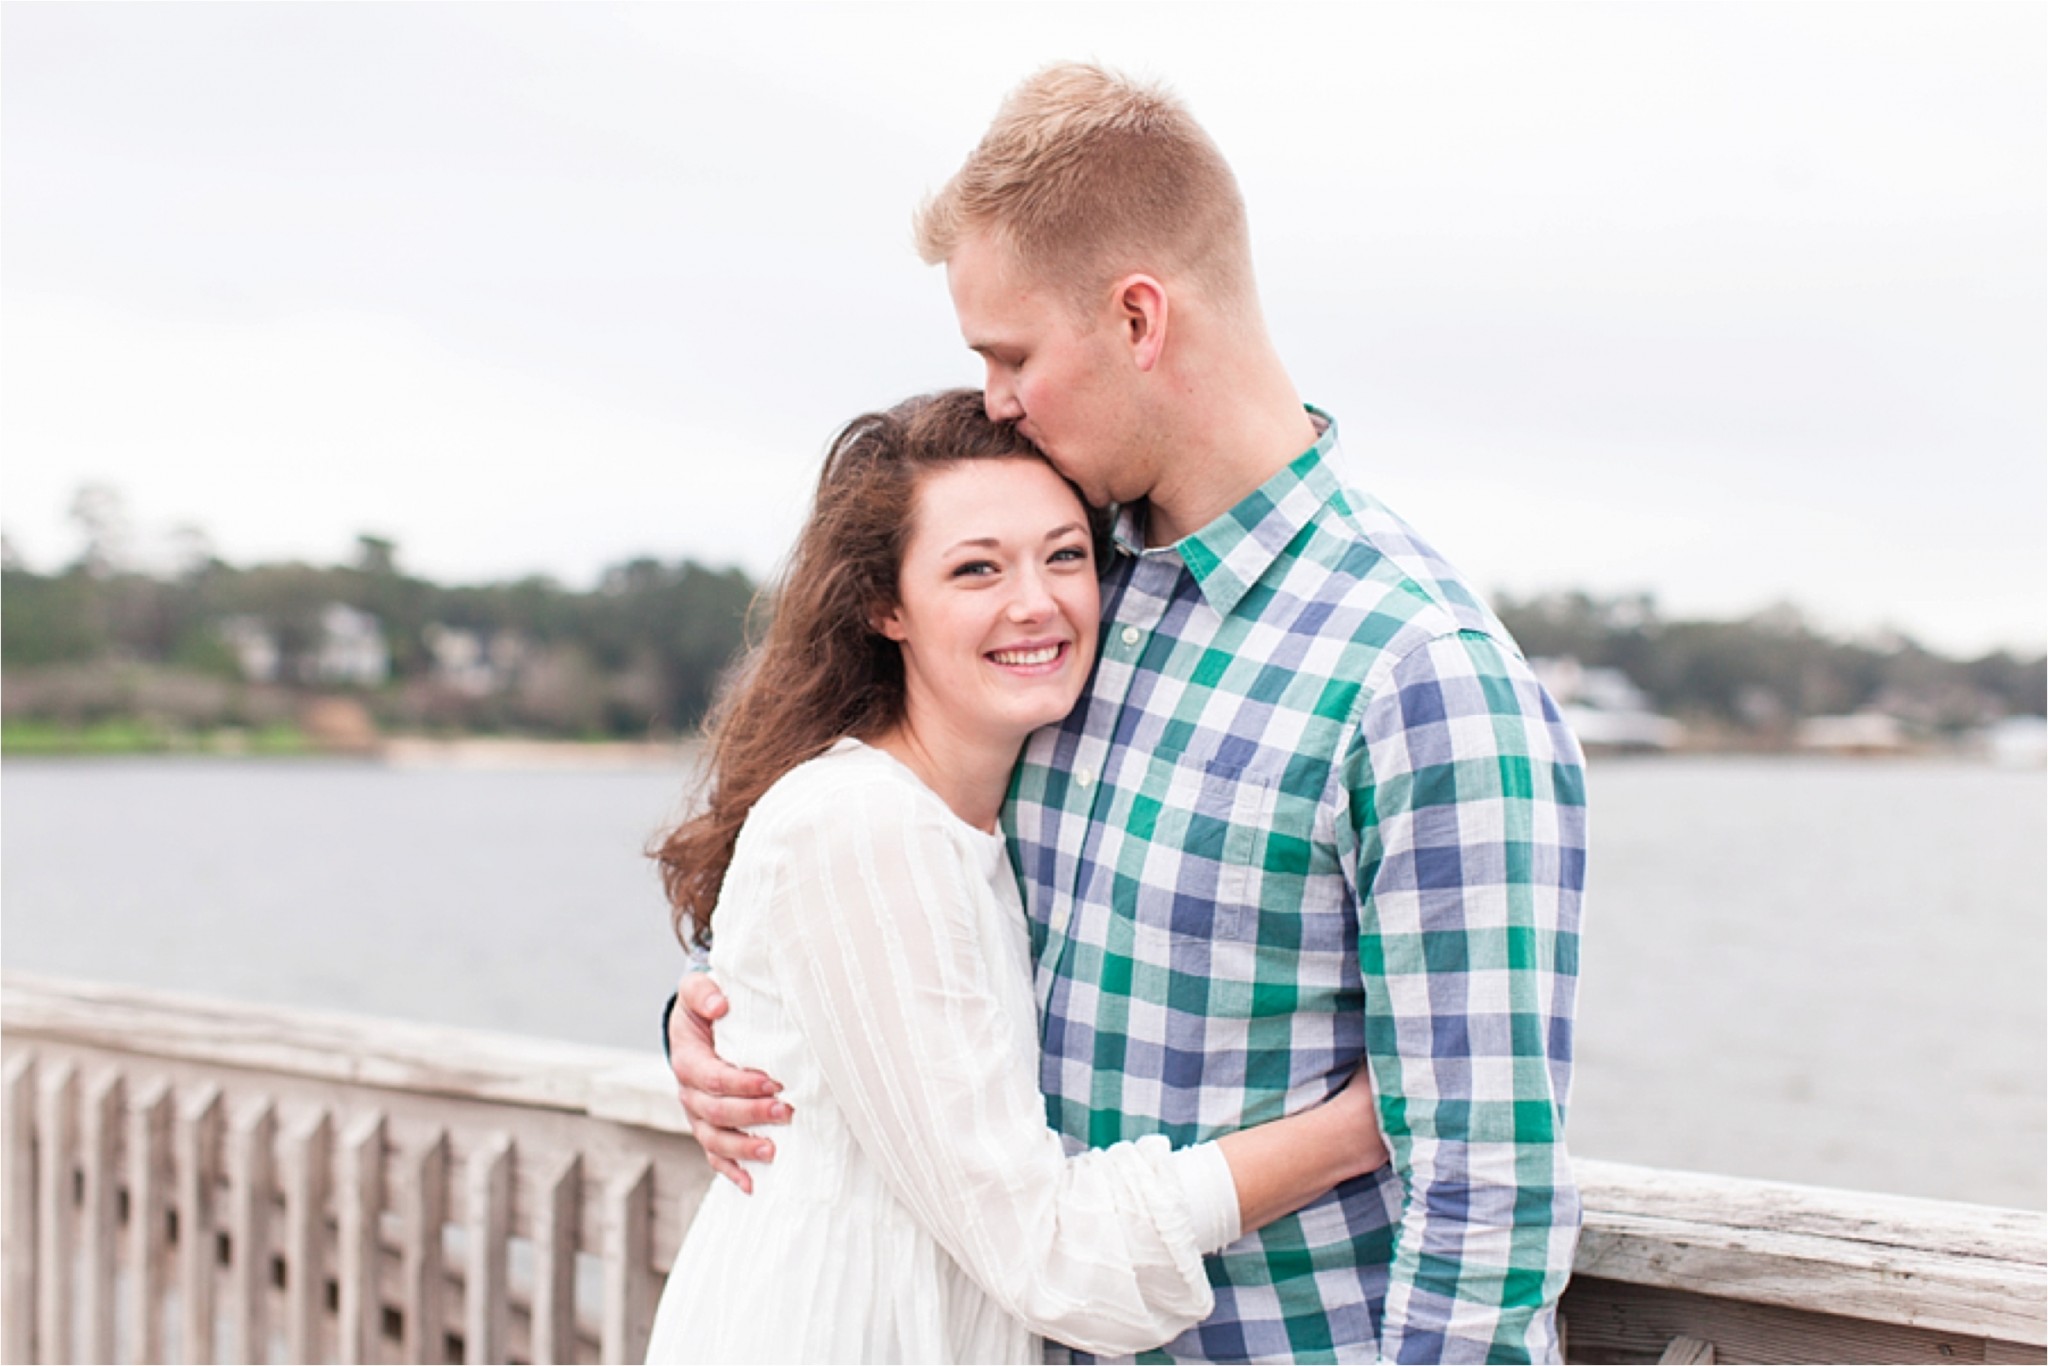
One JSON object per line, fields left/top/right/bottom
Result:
{"left": 2, "top": 972, "right": 2041, "bottom": 1364}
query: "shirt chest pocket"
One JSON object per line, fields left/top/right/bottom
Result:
{"left": 1153, "top": 752, "right": 1282, "bottom": 943}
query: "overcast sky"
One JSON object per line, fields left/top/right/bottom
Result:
{"left": 4, "top": 2, "right": 2042, "bottom": 656}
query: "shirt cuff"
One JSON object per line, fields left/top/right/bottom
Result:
{"left": 1168, "top": 1141, "right": 1242, "bottom": 1254}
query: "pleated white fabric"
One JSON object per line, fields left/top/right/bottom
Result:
{"left": 644, "top": 738, "right": 1238, "bottom": 1365}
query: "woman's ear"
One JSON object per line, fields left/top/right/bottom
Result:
{"left": 873, "top": 603, "right": 908, "bottom": 642}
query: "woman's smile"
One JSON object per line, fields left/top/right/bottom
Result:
{"left": 987, "top": 639, "right": 1071, "bottom": 673}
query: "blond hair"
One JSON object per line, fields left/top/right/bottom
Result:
{"left": 914, "top": 63, "right": 1252, "bottom": 310}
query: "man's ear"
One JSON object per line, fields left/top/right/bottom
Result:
{"left": 1114, "top": 274, "right": 1169, "bottom": 372}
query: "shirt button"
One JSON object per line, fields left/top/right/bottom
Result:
{"left": 1120, "top": 626, "right": 1142, "bottom": 647}
{"left": 1074, "top": 767, "right": 1094, "bottom": 790}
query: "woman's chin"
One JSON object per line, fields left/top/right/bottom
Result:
{"left": 984, "top": 693, "right": 1083, "bottom": 741}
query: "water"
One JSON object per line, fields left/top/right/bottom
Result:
{"left": 1574, "top": 756, "right": 2045, "bottom": 1210}
{"left": 4, "top": 754, "right": 2041, "bottom": 1209}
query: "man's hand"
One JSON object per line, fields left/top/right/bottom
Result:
{"left": 668, "top": 972, "right": 793, "bottom": 1193}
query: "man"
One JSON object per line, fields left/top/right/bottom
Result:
{"left": 670, "top": 64, "right": 1586, "bottom": 1363}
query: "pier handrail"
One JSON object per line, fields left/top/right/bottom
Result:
{"left": 2, "top": 972, "right": 2042, "bottom": 1364}
{"left": 3, "top": 972, "right": 706, "bottom": 1366}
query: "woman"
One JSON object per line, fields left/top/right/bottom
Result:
{"left": 645, "top": 391, "right": 1384, "bottom": 1364}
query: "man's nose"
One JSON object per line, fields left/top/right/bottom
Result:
{"left": 984, "top": 368, "right": 1025, "bottom": 423}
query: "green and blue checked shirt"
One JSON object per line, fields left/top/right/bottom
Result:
{"left": 1004, "top": 412, "right": 1586, "bottom": 1364}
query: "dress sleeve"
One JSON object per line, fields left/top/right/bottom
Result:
{"left": 762, "top": 775, "right": 1233, "bottom": 1357}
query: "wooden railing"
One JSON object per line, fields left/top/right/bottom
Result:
{"left": 2, "top": 974, "right": 707, "bottom": 1365}
{"left": 2, "top": 973, "right": 2042, "bottom": 1365}
{"left": 1561, "top": 1162, "right": 2044, "bottom": 1363}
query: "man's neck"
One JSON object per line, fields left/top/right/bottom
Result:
{"left": 1141, "top": 395, "right": 1321, "bottom": 549}
{"left": 1121, "top": 289, "right": 1320, "bottom": 548}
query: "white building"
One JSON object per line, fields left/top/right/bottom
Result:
{"left": 315, "top": 604, "right": 389, "bottom": 687}
{"left": 1531, "top": 657, "right": 1685, "bottom": 752}
{"left": 1795, "top": 712, "right": 1908, "bottom": 755}
{"left": 1977, "top": 715, "right": 2047, "bottom": 767}
{"left": 216, "top": 615, "right": 280, "bottom": 683}
{"left": 423, "top": 625, "right": 524, "bottom": 696}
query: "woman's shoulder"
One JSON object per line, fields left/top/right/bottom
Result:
{"left": 740, "top": 740, "right": 1003, "bottom": 911}
{"left": 746, "top": 737, "right": 943, "bottom": 839}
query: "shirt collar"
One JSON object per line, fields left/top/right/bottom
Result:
{"left": 1110, "top": 406, "right": 1343, "bottom": 617}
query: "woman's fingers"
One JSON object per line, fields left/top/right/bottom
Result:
{"left": 702, "top": 1149, "right": 754, "bottom": 1195}
{"left": 667, "top": 974, "right": 791, "bottom": 1102}
{"left": 669, "top": 969, "right": 792, "bottom": 1194}
{"left": 682, "top": 1085, "right": 792, "bottom": 1134}
{"left": 687, "top": 1100, "right": 781, "bottom": 1192}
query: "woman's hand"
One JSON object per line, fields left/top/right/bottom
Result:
{"left": 668, "top": 972, "right": 793, "bottom": 1193}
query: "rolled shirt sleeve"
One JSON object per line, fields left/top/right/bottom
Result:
{"left": 1343, "top": 630, "right": 1586, "bottom": 1363}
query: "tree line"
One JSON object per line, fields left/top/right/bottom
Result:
{"left": 2, "top": 530, "right": 2040, "bottom": 747}
{"left": 2, "top": 533, "right": 756, "bottom": 740}
{"left": 1494, "top": 590, "right": 2044, "bottom": 741}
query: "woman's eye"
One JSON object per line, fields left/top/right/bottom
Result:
{"left": 951, "top": 560, "right": 998, "bottom": 578}
{"left": 1050, "top": 546, "right": 1088, "bottom": 565}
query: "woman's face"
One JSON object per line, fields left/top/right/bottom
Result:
{"left": 877, "top": 458, "right": 1100, "bottom": 748}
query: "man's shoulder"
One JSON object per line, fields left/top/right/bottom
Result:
{"left": 1272, "top": 484, "right": 1523, "bottom": 682}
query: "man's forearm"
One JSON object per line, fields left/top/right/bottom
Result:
{"left": 1349, "top": 630, "right": 1588, "bottom": 1361}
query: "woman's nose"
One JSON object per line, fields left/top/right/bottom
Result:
{"left": 1007, "top": 570, "right": 1055, "bottom": 622}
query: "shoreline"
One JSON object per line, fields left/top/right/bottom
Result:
{"left": 377, "top": 735, "right": 702, "bottom": 770}
{"left": 0, "top": 731, "right": 707, "bottom": 769}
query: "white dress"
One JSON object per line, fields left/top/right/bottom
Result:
{"left": 643, "top": 739, "right": 1240, "bottom": 1365}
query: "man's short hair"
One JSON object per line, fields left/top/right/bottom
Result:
{"left": 914, "top": 62, "right": 1253, "bottom": 311}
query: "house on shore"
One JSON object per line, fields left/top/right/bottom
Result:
{"left": 1531, "top": 657, "right": 1685, "bottom": 753}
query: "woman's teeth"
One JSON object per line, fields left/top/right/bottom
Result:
{"left": 990, "top": 645, "right": 1060, "bottom": 666}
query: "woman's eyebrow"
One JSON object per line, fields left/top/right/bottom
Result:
{"left": 940, "top": 523, "right": 1085, "bottom": 556}
{"left": 940, "top": 536, "right": 1001, "bottom": 555}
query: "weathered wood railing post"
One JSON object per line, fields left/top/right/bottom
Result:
{"left": 281, "top": 1108, "right": 330, "bottom": 1364}
{"left": 335, "top": 1109, "right": 383, "bottom": 1363}
{"left": 3, "top": 1055, "right": 36, "bottom": 1366}
{"left": 35, "top": 1060, "right": 77, "bottom": 1365}
{"left": 80, "top": 1071, "right": 122, "bottom": 1364}
{"left": 177, "top": 1082, "right": 224, "bottom": 1365}
{"left": 533, "top": 1151, "right": 582, "bottom": 1365}
{"left": 226, "top": 1097, "right": 275, "bottom": 1364}
{"left": 465, "top": 1132, "right": 513, "bottom": 1364}
{"left": 401, "top": 1127, "right": 450, "bottom": 1365}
